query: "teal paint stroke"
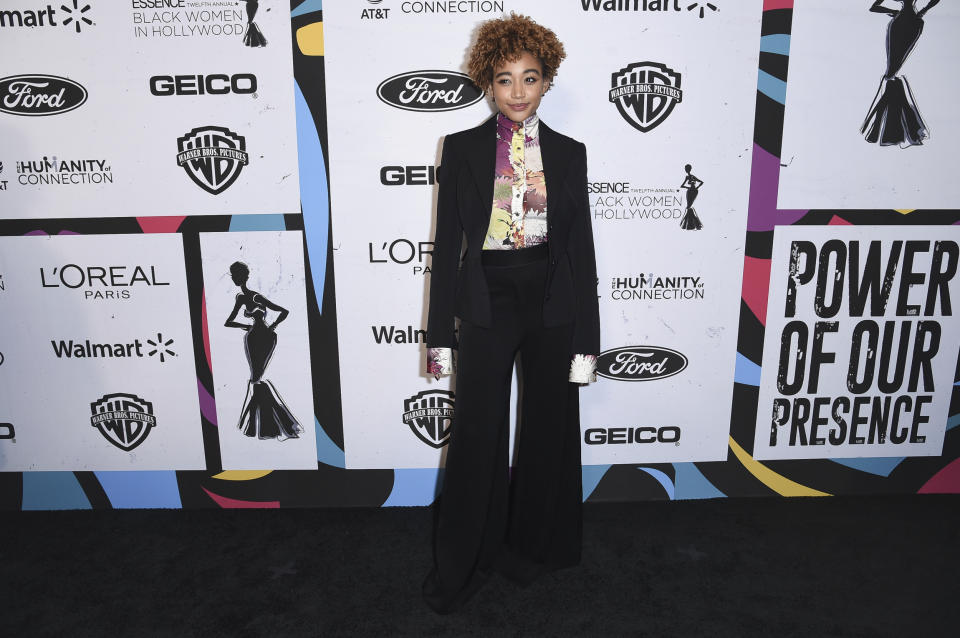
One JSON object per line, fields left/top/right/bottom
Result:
{"left": 228, "top": 214, "right": 287, "bottom": 232}
{"left": 315, "top": 417, "right": 345, "bottom": 468}
{"left": 758, "top": 70, "right": 787, "bottom": 105}
{"left": 582, "top": 464, "right": 610, "bottom": 501}
{"left": 292, "top": 0, "right": 323, "bottom": 18}
{"left": 760, "top": 34, "right": 790, "bottom": 56}
{"left": 673, "top": 463, "right": 726, "bottom": 500}
{"left": 22, "top": 472, "right": 91, "bottom": 510}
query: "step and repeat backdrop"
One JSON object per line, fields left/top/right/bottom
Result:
{"left": 0, "top": 0, "right": 958, "bottom": 510}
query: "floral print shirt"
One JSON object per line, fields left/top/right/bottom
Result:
{"left": 427, "top": 112, "right": 597, "bottom": 384}
{"left": 484, "top": 112, "right": 549, "bottom": 250}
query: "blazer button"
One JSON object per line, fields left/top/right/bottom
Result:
{"left": 544, "top": 294, "right": 551, "bottom": 301}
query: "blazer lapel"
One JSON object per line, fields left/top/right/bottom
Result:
{"left": 465, "top": 115, "right": 497, "bottom": 219}
{"left": 539, "top": 121, "right": 570, "bottom": 223}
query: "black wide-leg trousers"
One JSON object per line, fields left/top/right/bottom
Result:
{"left": 423, "top": 244, "right": 583, "bottom": 613}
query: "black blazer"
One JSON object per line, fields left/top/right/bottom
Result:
{"left": 426, "top": 115, "right": 600, "bottom": 356}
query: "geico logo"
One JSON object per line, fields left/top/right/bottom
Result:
{"left": 132, "top": 0, "right": 186, "bottom": 8}
{"left": 0, "top": 423, "right": 14, "bottom": 440}
{"left": 583, "top": 426, "right": 681, "bottom": 445}
{"left": 380, "top": 165, "right": 436, "bottom": 186}
{"left": 150, "top": 74, "right": 257, "bottom": 96}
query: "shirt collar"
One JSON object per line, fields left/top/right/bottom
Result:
{"left": 496, "top": 111, "right": 540, "bottom": 141}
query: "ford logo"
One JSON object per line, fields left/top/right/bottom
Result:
{"left": 596, "top": 345, "right": 688, "bottom": 382}
{"left": 376, "top": 70, "right": 483, "bottom": 112}
{"left": 0, "top": 75, "right": 88, "bottom": 116}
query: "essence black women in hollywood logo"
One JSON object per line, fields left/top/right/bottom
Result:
{"left": 679, "top": 164, "right": 703, "bottom": 231}
{"left": 861, "top": 0, "right": 940, "bottom": 147}
{"left": 242, "top": 0, "right": 267, "bottom": 47}
{"left": 225, "top": 261, "right": 302, "bottom": 441}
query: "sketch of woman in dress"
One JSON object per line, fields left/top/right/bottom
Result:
{"left": 679, "top": 164, "right": 703, "bottom": 231}
{"left": 861, "top": 0, "right": 940, "bottom": 147}
{"left": 242, "top": 1, "right": 268, "bottom": 48}
{"left": 225, "top": 261, "right": 302, "bottom": 441}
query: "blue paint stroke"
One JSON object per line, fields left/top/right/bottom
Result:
{"left": 638, "top": 467, "right": 675, "bottom": 500}
{"left": 582, "top": 464, "right": 610, "bottom": 501}
{"left": 94, "top": 471, "right": 182, "bottom": 509}
{"left": 734, "top": 352, "right": 762, "bottom": 386}
{"left": 22, "top": 472, "right": 91, "bottom": 510}
{"left": 758, "top": 70, "right": 786, "bottom": 105}
{"left": 382, "top": 468, "right": 442, "bottom": 507}
{"left": 315, "top": 417, "right": 345, "bottom": 468}
{"left": 673, "top": 463, "right": 726, "bottom": 500}
{"left": 829, "top": 414, "right": 959, "bottom": 475}
{"left": 291, "top": 0, "right": 323, "bottom": 18}
{"left": 829, "top": 457, "right": 904, "bottom": 477}
{"left": 760, "top": 34, "right": 790, "bottom": 56}
{"left": 228, "top": 214, "right": 287, "bottom": 232}
{"left": 295, "top": 81, "right": 330, "bottom": 307}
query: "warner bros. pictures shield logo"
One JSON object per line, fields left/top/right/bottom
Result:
{"left": 402, "top": 390, "right": 455, "bottom": 448}
{"left": 90, "top": 392, "right": 157, "bottom": 451}
{"left": 176, "top": 125, "right": 249, "bottom": 195}
{"left": 609, "top": 62, "right": 683, "bottom": 133}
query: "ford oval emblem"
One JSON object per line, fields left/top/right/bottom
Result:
{"left": 596, "top": 345, "right": 689, "bottom": 382}
{"left": 0, "top": 75, "right": 88, "bottom": 116}
{"left": 376, "top": 70, "right": 483, "bottom": 112}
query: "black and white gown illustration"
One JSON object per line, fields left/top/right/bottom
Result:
{"left": 679, "top": 164, "right": 704, "bottom": 231}
{"left": 242, "top": 0, "right": 268, "bottom": 48}
{"left": 225, "top": 262, "right": 301, "bottom": 441}
{"left": 861, "top": 0, "right": 940, "bottom": 147}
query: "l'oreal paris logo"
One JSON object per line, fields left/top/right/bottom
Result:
{"left": 376, "top": 71, "right": 483, "bottom": 112}
{"left": 0, "top": 75, "right": 87, "bottom": 116}
{"left": 40, "top": 265, "right": 170, "bottom": 288}
{"left": 596, "top": 345, "right": 688, "bottom": 381}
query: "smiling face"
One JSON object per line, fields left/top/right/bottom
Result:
{"left": 490, "top": 50, "right": 549, "bottom": 123}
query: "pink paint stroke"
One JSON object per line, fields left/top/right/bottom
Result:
{"left": 202, "top": 487, "right": 279, "bottom": 509}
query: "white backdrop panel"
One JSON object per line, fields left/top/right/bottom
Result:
{"left": 0, "top": 234, "right": 205, "bottom": 471}
{"left": 0, "top": 1, "right": 299, "bottom": 218}
{"left": 779, "top": 0, "right": 960, "bottom": 210}
{"left": 200, "top": 231, "right": 318, "bottom": 470}
{"left": 754, "top": 225, "right": 960, "bottom": 460}
{"left": 324, "top": 1, "right": 762, "bottom": 468}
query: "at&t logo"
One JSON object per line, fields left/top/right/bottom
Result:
{"left": 361, "top": 0, "right": 390, "bottom": 19}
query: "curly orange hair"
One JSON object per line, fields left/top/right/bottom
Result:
{"left": 467, "top": 13, "right": 566, "bottom": 93}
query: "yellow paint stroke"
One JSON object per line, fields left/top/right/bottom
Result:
{"left": 729, "top": 437, "right": 830, "bottom": 497}
{"left": 894, "top": 209, "right": 915, "bottom": 215}
{"left": 297, "top": 22, "right": 324, "bottom": 56}
{"left": 212, "top": 470, "right": 273, "bottom": 482}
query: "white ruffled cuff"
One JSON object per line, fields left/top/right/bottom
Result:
{"left": 569, "top": 354, "right": 597, "bottom": 384}
{"left": 427, "top": 347, "right": 455, "bottom": 377}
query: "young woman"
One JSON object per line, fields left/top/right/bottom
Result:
{"left": 422, "top": 14, "right": 600, "bottom": 613}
